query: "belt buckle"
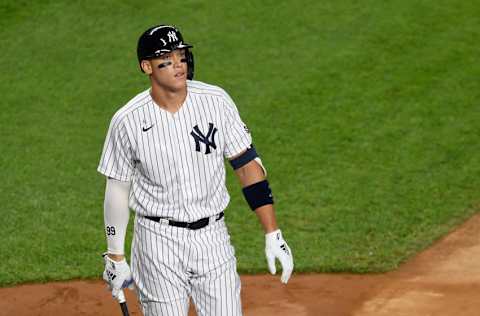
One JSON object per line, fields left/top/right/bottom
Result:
{"left": 159, "top": 218, "right": 169, "bottom": 225}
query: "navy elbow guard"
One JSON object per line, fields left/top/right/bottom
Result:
{"left": 229, "top": 146, "right": 258, "bottom": 170}
{"left": 242, "top": 180, "right": 274, "bottom": 210}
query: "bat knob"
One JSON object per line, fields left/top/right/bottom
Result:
{"left": 117, "top": 290, "right": 126, "bottom": 303}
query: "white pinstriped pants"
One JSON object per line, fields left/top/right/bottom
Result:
{"left": 131, "top": 214, "right": 242, "bottom": 316}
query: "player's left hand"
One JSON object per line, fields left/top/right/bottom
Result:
{"left": 265, "top": 229, "right": 294, "bottom": 284}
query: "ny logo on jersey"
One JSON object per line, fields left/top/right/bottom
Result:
{"left": 190, "top": 123, "right": 217, "bottom": 154}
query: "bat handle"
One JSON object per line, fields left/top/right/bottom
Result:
{"left": 117, "top": 290, "right": 130, "bottom": 316}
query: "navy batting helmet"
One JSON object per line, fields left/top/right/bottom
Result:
{"left": 137, "top": 25, "right": 194, "bottom": 79}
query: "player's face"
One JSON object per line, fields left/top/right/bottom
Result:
{"left": 144, "top": 49, "right": 188, "bottom": 92}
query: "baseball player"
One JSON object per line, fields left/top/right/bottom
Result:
{"left": 98, "top": 24, "right": 294, "bottom": 316}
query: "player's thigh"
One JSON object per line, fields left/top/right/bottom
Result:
{"left": 141, "top": 298, "right": 190, "bottom": 316}
{"left": 131, "top": 217, "right": 190, "bottom": 303}
{"left": 191, "top": 258, "right": 242, "bottom": 316}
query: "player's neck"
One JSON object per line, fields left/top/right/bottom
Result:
{"left": 150, "top": 84, "right": 187, "bottom": 114}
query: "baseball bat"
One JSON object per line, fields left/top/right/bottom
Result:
{"left": 117, "top": 290, "right": 130, "bottom": 316}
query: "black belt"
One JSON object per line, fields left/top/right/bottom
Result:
{"left": 144, "top": 211, "right": 224, "bottom": 230}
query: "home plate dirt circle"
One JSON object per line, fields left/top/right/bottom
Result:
{"left": 1, "top": 213, "right": 479, "bottom": 316}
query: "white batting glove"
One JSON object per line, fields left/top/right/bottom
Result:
{"left": 102, "top": 253, "right": 134, "bottom": 299}
{"left": 265, "top": 229, "right": 294, "bottom": 284}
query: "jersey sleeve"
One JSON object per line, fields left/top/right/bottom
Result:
{"left": 222, "top": 92, "right": 253, "bottom": 159}
{"left": 97, "top": 115, "right": 135, "bottom": 182}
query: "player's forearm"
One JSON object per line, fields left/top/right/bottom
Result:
{"left": 255, "top": 204, "right": 278, "bottom": 233}
{"left": 234, "top": 159, "right": 265, "bottom": 186}
{"left": 234, "top": 159, "right": 278, "bottom": 233}
{"left": 104, "top": 178, "right": 131, "bottom": 259}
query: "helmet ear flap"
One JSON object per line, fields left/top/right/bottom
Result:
{"left": 186, "top": 49, "right": 194, "bottom": 80}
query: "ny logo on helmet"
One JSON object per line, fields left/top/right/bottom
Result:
{"left": 190, "top": 123, "right": 217, "bottom": 154}
{"left": 167, "top": 31, "right": 178, "bottom": 42}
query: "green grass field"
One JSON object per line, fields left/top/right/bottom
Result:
{"left": 1, "top": 0, "right": 479, "bottom": 286}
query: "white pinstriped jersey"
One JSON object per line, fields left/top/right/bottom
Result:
{"left": 98, "top": 80, "right": 252, "bottom": 222}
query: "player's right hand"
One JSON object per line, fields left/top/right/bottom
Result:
{"left": 102, "top": 253, "right": 134, "bottom": 299}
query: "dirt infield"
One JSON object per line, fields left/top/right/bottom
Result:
{"left": 1, "top": 212, "right": 480, "bottom": 316}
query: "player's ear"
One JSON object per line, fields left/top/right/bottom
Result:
{"left": 141, "top": 60, "right": 153, "bottom": 75}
